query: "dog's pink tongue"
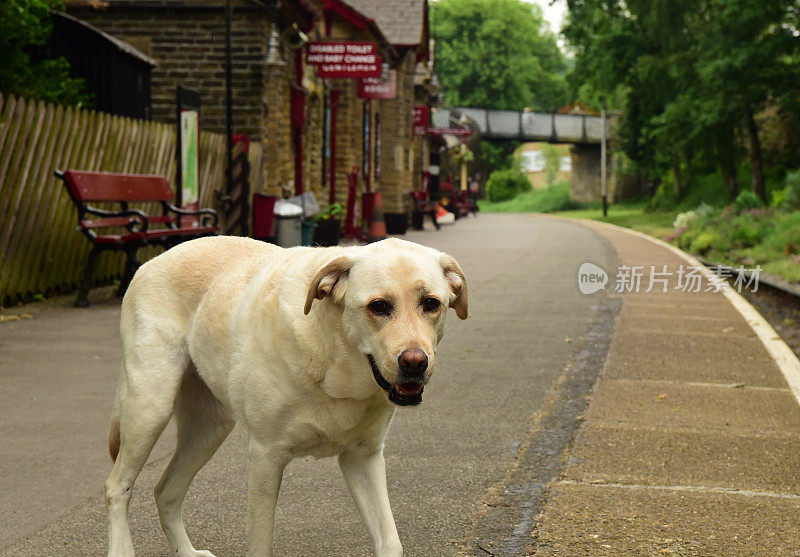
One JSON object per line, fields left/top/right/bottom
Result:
{"left": 395, "top": 383, "right": 423, "bottom": 396}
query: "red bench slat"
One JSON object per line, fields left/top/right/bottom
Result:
{"left": 64, "top": 170, "right": 174, "bottom": 203}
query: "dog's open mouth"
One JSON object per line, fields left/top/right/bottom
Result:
{"left": 368, "top": 355, "right": 424, "bottom": 406}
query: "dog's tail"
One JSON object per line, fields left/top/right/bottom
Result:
{"left": 109, "top": 413, "right": 120, "bottom": 462}
{"left": 108, "top": 376, "right": 124, "bottom": 462}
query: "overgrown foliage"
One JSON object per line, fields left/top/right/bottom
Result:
{"left": 564, "top": 0, "right": 800, "bottom": 201}
{"left": 782, "top": 169, "right": 800, "bottom": 210}
{"left": 0, "top": 0, "right": 86, "bottom": 104}
{"left": 430, "top": 0, "right": 568, "bottom": 111}
{"left": 675, "top": 205, "right": 800, "bottom": 281}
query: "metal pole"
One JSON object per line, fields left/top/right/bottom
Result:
{"left": 600, "top": 99, "right": 608, "bottom": 217}
{"left": 224, "top": 0, "right": 234, "bottom": 200}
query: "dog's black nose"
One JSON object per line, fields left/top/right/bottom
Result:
{"left": 398, "top": 349, "right": 428, "bottom": 378}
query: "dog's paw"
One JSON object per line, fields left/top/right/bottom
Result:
{"left": 179, "top": 551, "right": 216, "bottom": 557}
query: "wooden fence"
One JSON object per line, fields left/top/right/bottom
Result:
{"left": 0, "top": 93, "right": 263, "bottom": 307}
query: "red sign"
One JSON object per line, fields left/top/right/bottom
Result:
{"left": 307, "top": 41, "right": 382, "bottom": 78}
{"left": 413, "top": 105, "right": 430, "bottom": 136}
{"left": 358, "top": 71, "right": 397, "bottom": 99}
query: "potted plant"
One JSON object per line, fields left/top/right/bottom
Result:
{"left": 311, "top": 203, "right": 342, "bottom": 247}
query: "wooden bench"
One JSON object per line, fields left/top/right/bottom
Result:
{"left": 56, "top": 169, "right": 219, "bottom": 306}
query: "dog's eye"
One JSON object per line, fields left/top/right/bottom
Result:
{"left": 422, "top": 297, "right": 441, "bottom": 312}
{"left": 368, "top": 299, "right": 391, "bottom": 316}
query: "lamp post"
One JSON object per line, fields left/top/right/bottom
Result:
{"left": 600, "top": 97, "right": 608, "bottom": 217}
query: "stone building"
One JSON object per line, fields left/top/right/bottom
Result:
{"left": 344, "top": 0, "right": 430, "bottom": 217}
{"left": 64, "top": 0, "right": 432, "bottom": 229}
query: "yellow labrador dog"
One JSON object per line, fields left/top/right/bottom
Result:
{"left": 104, "top": 236, "right": 467, "bottom": 557}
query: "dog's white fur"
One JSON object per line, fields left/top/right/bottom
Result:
{"left": 104, "top": 236, "right": 467, "bottom": 556}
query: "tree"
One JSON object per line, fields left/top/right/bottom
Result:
{"left": 476, "top": 139, "right": 520, "bottom": 178}
{"left": 563, "top": 0, "right": 697, "bottom": 189}
{"left": 542, "top": 143, "right": 561, "bottom": 187}
{"left": 687, "top": 0, "right": 799, "bottom": 200}
{"left": 564, "top": 0, "right": 800, "bottom": 201}
{"left": 0, "top": 0, "right": 86, "bottom": 104}
{"left": 430, "top": 0, "right": 569, "bottom": 111}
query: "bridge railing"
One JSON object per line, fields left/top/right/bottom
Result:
{"left": 451, "top": 107, "right": 609, "bottom": 144}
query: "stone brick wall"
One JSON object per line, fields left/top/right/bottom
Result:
{"left": 375, "top": 51, "right": 416, "bottom": 214}
{"left": 68, "top": 4, "right": 268, "bottom": 140}
{"left": 330, "top": 82, "right": 365, "bottom": 206}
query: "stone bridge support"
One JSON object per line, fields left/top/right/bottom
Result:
{"left": 570, "top": 143, "right": 615, "bottom": 204}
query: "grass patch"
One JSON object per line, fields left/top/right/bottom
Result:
{"left": 554, "top": 203, "right": 678, "bottom": 240}
{"left": 761, "top": 259, "right": 800, "bottom": 282}
{"left": 478, "top": 181, "right": 579, "bottom": 213}
{"left": 478, "top": 181, "right": 678, "bottom": 238}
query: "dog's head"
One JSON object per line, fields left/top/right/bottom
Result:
{"left": 304, "top": 238, "right": 468, "bottom": 406}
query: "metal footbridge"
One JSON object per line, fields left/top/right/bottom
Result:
{"left": 432, "top": 107, "right": 609, "bottom": 144}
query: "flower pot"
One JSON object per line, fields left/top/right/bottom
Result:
{"left": 312, "top": 218, "right": 341, "bottom": 247}
{"left": 384, "top": 212, "right": 409, "bottom": 235}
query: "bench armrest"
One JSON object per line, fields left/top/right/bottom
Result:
{"left": 165, "top": 203, "right": 219, "bottom": 228}
{"left": 83, "top": 205, "right": 150, "bottom": 233}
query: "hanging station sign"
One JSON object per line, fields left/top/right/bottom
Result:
{"left": 306, "top": 41, "right": 382, "bottom": 78}
{"left": 358, "top": 70, "right": 397, "bottom": 99}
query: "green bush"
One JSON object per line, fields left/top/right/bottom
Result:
{"left": 733, "top": 190, "right": 763, "bottom": 212}
{"left": 678, "top": 227, "right": 700, "bottom": 250}
{"left": 649, "top": 177, "right": 679, "bottom": 211}
{"left": 771, "top": 188, "right": 787, "bottom": 208}
{"left": 782, "top": 169, "right": 800, "bottom": 210}
{"left": 485, "top": 168, "right": 531, "bottom": 202}
{"left": 730, "top": 214, "right": 768, "bottom": 247}
{"left": 763, "top": 212, "right": 800, "bottom": 254}
{"left": 689, "top": 231, "right": 718, "bottom": 255}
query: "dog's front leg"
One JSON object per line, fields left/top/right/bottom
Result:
{"left": 339, "top": 448, "right": 402, "bottom": 557}
{"left": 246, "top": 438, "right": 289, "bottom": 557}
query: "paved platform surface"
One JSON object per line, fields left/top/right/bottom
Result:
{"left": 531, "top": 220, "right": 800, "bottom": 556}
{"left": 1, "top": 213, "right": 799, "bottom": 556}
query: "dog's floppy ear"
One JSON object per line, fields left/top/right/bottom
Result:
{"left": 440, "top": 253, "right": 468, "bottom": 320}
{"left": 304, "top": 255, "right": 353, "bottom": 314}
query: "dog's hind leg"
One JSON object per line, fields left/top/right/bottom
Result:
{"left": 155, "top": 368, "right": 233, "bottom": 557}
{"left": 106, "top": 341, "right": 187, "bottom": 557}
